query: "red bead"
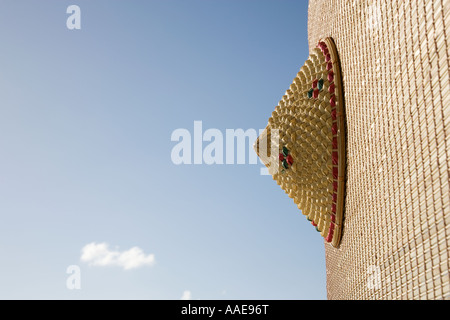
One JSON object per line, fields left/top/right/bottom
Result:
{"left": 322, "top": 47, "right": 329, "bottom": 56}
{"left": 333, "top": 181, "right": 338, "bottom": 191}
{"left": 329, "top": 222, "right": 335, "bottom": 232}
{"left": 331, "top": 109, "right": 337, "bottom": 121}
{"left": 326, "top": 54, "right": 331, "bottom": 62}
{"left": 332, "top": 123, "right": 338, "bottom": 135}
{"left": 311, "top": 221, "right": 317, "bottom": 227}
{"left": 330, "top": 95, "right": 336, "bottom": 107}
{"left": 313, "top": 88, "right": 319, "bottom": 99}
{"left": 328, "top": 71, "right": 334, "bottom": 82}
{"left": 312, "top": 79, "right": 318, "bottom": 88}
{"left": 332, "top": 203, "right": 337, "bottom": 213}
{"left": 332, "top": 151, "right": 338, "bottom": 165}
{"left": 327, "top": 62, "right": 333, "bottom": 71}
{"left": 329, "top": 83, "right": 336, "bottom": 94}
{"left": 332, "top": 193, "right": 337, "bottom": 203}
{"left": 326, "top": 224, "right": 335, "bottom": 242}
{"left": 332, "top": 136, "right": 338, "bottom": 149}
{"left": 279, "top": 153, "right": 285, "bottom": 161}
{"left": 286, "top": 154, "right": 294, "bottom": 166}
{"left": 318, "top": 41, "right": 326, "bottom": 49}
{"left": 330, "top": 214, "right": 336, "bottom": 223}
{"left": 333, "top": 167, "right": 338, "bottom": 179}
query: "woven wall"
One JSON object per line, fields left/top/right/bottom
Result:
{"left": 308, "top": 0, "right": 449, "bottom": 299}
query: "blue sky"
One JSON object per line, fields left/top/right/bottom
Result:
{"left": 0, "top": 0, "right": 327, "bottom": 300}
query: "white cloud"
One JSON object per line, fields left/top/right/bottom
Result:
{"left": 80, "top": 242, "right": 155, "bottom": 270}
{"left": 181, "top": 290, "right": 192, "bottom": 300}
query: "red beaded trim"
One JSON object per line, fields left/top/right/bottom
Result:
{"left": 318, "top": 40, "right": 339, "bottom": 244}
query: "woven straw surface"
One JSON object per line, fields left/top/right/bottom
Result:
{"left": 308, "top": 0, "right": 449, "bottom": 299}
{"left": 254, "top": 38, "right": 346, "bottom": 246}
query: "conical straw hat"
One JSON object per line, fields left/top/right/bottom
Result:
{"left": 254, "top": 37, "right": 346, "bottom": 248}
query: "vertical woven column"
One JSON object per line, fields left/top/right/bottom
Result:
{"left": 308, "top": 0, "right": 450, "bottom": 300}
